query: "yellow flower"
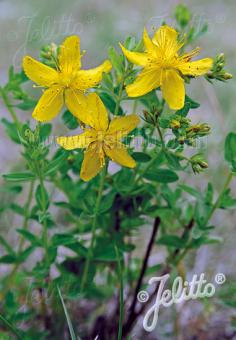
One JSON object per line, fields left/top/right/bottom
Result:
{"left": 57, "top": 93, "right": 140, "bottom": 181}
{"left": 120, "top": 25, "right": 213, "bottom": 110}
{"left": 23, "top": 35, "right": 112, "bottom": 122}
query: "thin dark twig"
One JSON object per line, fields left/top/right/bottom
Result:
{"left": 123, "top": 218, "right": 194, "bottom": 336}
{"left": 123, "top": 217, "right": 161, "bottom": 334}
{"left": 172, "top": 218, "right": 194, "bottom": 258}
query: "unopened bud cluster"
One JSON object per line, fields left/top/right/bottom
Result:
{"left": 190, "top": 154, "right": 208, "bottom": 174}
{"left": 206, "top": 53, "right": 232, "bottom": 82}
{"left": 168, "top": 115, "right": 211, "bottom": 147}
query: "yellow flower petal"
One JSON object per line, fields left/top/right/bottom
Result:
{"left": 152, "top": 25, "right": 181, "bottom": 53}
{"left": 161, "top": 69, "right": 185, "bottom": 110}
{"left": 73, "top": 60, "right": 112, "bottom": 90}
{"left": 66, "top": 91, "right": 108, "bottom": 131}
{"left": 104, "top": 142, "right": 136, "bottom": 168}
{"left": 119, "top": 43, "right": 148, "bottom": 66}
{"left": 58, "top": 35, "right": 81, "bottom": 73}
{"left": 80, "top": 143, "right": 104, "bottom": 181}
{"left": 65, "top": 88, "right": 88, "bottom": 118}
{"left": 23, "top": 56, "right": 58, "bottom": 86}
{"left": 57, "top": 129, "right": 97, "bottom": 150}
{"left": 107, "top": 114, "right": 140, "bottom": 139}
{"left": 126, "top": 68, "right": 162, "bottom": 97}
{"left": 86, "top": 93, "right": 109, "bottom": 131}
{"left": 32, "top": 86, "right": 64, "bottom": 122}
{"left": 177, "top": 58, "right": 213, "bottom": 76}
{"left": 143, "top": 28, "right": 156, "bottom": 53}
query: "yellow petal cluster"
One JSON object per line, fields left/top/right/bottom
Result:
{"left": 57, "top": 94, "right": 140, "bottom": 181}
{"left": 120, "top": 25, "right": 213, "bottom": 110}
{"left": 23, "top": 36, "right": 111, "bottom": 121}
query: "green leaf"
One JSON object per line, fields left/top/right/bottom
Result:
{"left": 144, "top": 169, "right": 179, "bottom": 183}
{"left": 14, "top": 98, "right": 36, "bottom": 111}
{"left": 158, "top": 235, "right": 186, "bottom": 248}
{"left": 3, "top": 172, "right": 35, "bottom": 182}
{"left": 220, "top": 188, "right": 236, "bottom": 209}
{"left": 108, "top": 46, "right": 124, "bottom": 76}
{"left": 132, "top": 152, "right": 151, "bottom": 163}
{"left": 45, "top": 151, "right": 67, "bottom": 176}
{"left": 139, "top": 90, "right": 160, "bottom": 111}
{"left": 165, "top": 152, "right": 182, "bottom": 170}
{"left": 1, "top": 118, "right": 21, "bottom": 144}
{"left": 17, "top": 246, "right": 35, "bottom": 262}
{"left": 57, "top": 286, "right": 78, "bottom": 340}
{"left": 51, "top": 234, "right": 78, "bottom": 247}
{"left": 39, "top": 123, "right": 52, "bottom": 141}
{"left": 176, "top": 95, "right": 200, "bottom": 116}
{"left": 99, "top": 192, "right": 116, "bottom": 213}
{"left": 0, "top": 254, "right": 17, "bottom": 263}
{"left": 175, "top": 4, "right": 192, "bottom": 28}
{"left": 16, "top": 229, "right": 42, "bottom": 246}
{"left": 179, "top": 184, "right": 202, "bottom": 199}
{"left": 0, "top": 237, "right": 14, "bottom": 255}
{"left": 99, "top": 92, "right": 123, "bottom": 115}
{"left": 190, "top": 236, "right": 222, "bottom": 248}
{"left": 10, "top": 203, "right": 25, "bottom": 216}
{"left": 224, "top": 132, "right": 236, "bottom": 167}
{"left": 0, "top": 314, "right": 23, "bottom": 340}
{"left": 35, "top": 184, "right": 49, "bottom": 210}
{"left": 62, "top": 110, "right": 79, "bottom": 130}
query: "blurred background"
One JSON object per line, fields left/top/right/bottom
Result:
{"left": 0, "top": 0, "right": 236, "bottom": 339}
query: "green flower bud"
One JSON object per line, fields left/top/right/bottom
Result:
{"left": 170, "top": 119, "right": 181, "bottom": 129}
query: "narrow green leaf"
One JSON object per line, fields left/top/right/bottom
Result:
{"left": 3, "top": 172, "right": 35, "bottom": 182}
{"left": 224, "top": 132, "right": 236, "bottom": 165}
{"left": 57, "top": 286, "right": 78, "bottom": 340}
{"left": 99, "top": 92, "right": 123, "bottom": 115}
{"left": 158, "top": 235, "right": 186, "bottom": 248}
{"left": 17, "top": 229, "right": 41, "bottom": 246}
{"left": 35, "top": 184, "right": 49, "bottom": 210}
{"left": 132, "top": 152, "right": 151, "bottom": 163}
{"left": 0, "top": 314, "right": 23, "bottom": 339}
{"left": 144, "top": 169, "right": 179, "bottom": 183}
{"left": 62, "top": 110, "right": 79, "bottom": 130}
{"left": 1, "top": 118, "right": 21, "bottom": 144}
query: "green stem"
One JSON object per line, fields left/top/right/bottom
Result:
{"left": 114, "top": 81, "right": 124, "bottom": 116}
{"left": 0, "top": 86, "right": 21, "bottom": 128}
{"left": 39, "top": 176, "right": 49, "bottom": 267}
{"left": 204, "top": 172, "right": 233, "bottom": 223}
{"left": 18, "top": 180, "right": 35, "bottom": 252}
{"left": 156, "top": 123, "right": 165, "bottom": 150}
{"left": 2, "top": 180, "right": 35, "bottom": 295}
{"left": 115, "top": 245, "right": 124, "bottom": 340}
{"left": 80, "top": 166, "right": 107, "bottom": 292}
{"left": 175, "top": 172, "right": 233, "bottom": 264}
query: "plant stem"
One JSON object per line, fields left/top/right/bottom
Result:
{"left": 124, "top": 217, "right": 160, "bottom": 334}
{"left": 80, "top": 166, "right": 107, "bottom": 292}
{"left": 115, "top": 245, "right": 124, "bottom": 340}
{"left": 0, "top": 86, "right": 21, "bottom": 128}
{"left": 18, "top": 180, "right": 35, "bottom": 252}
{"left": 39, "top": 176, "right": 49, "bottom": 267}
{"left": 3, "top": 180, "right": 35, "bottom": 294}
{"left": 204, "top": 172, "right": 233, "bottom": 223}
{"left": 114, "top": 80, "right": 124, "bottom": 116}
{"left": 156, "top": 123, "right": 165, "bottom": 150}
{"left": 175, "top": 172, "right": 233, "bottom": 264}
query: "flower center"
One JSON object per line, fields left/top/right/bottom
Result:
{"left": 97, "top": 131, "right": 106, "bottom": 143}
{"left": 59, "top": 72, "right": 73, "bottom": 88}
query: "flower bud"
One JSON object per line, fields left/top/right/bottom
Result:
{"left": 170, "top": 119, "right": 181, "bottom": 129}
{"left": 223, "top": 72, "right": 233, "bottom": 80}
